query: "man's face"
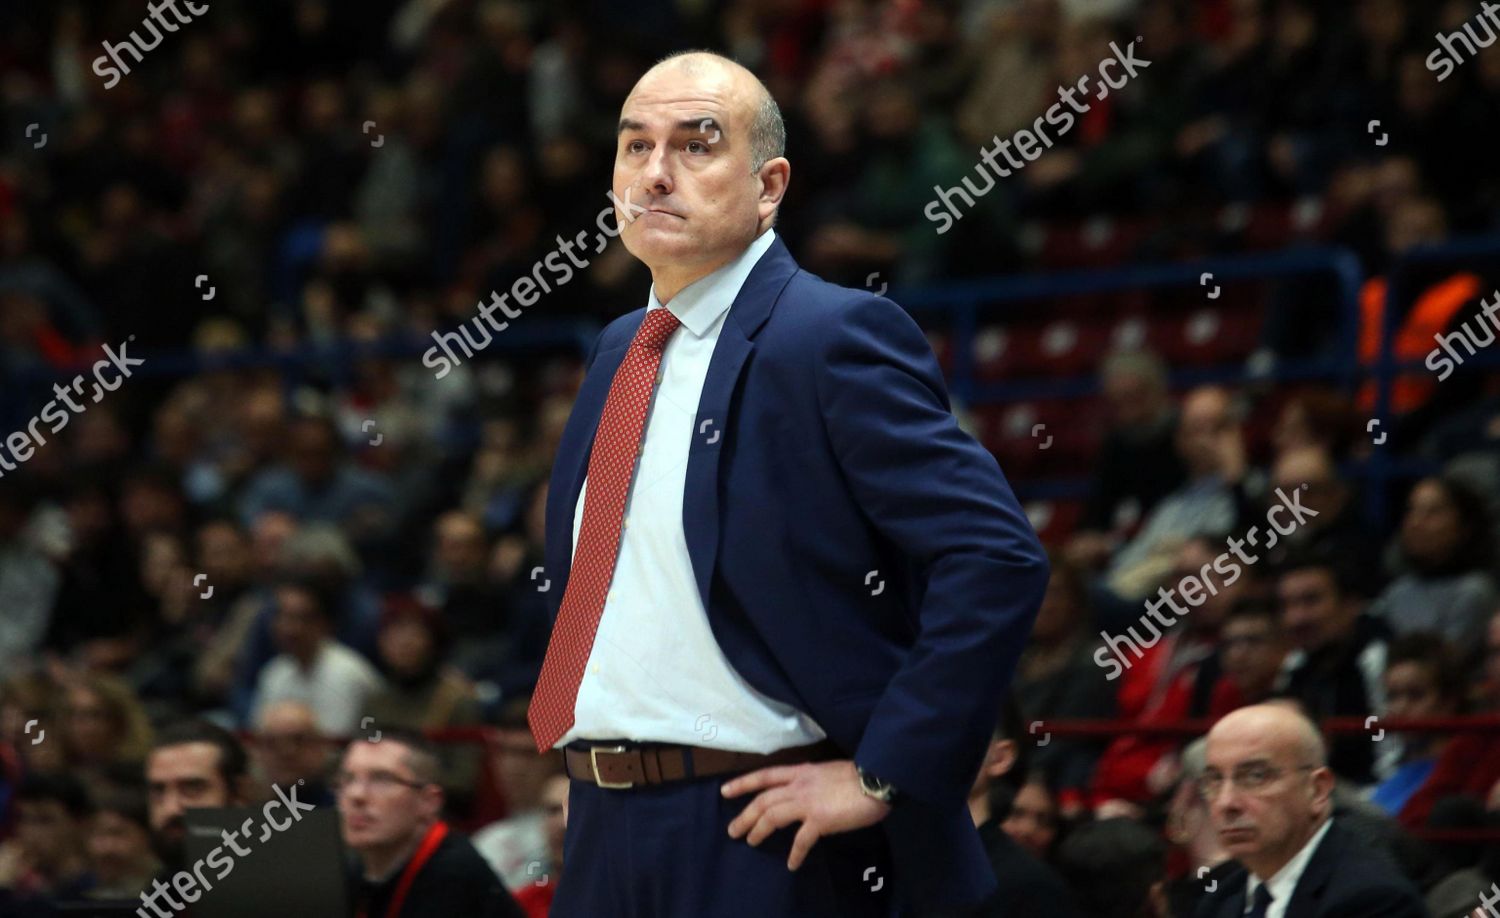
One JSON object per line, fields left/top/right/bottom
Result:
{"left": 336, "top": 741, "right": 439, "bottom": 853}
{"left": 1384, "top": 662, "right": 1448, "bottom": 723}
{"left": 612, "top": 60, "right": 780, "bottom": 282}
{"left": 257, "top": 713, "right": 328, "bottom": 788}
{"left": 88, "top": 811, "right": 153, "bottom": 882}
{"left": 1221, "top": 617, "right": 1284, "bottom": 699}
{"left": 147, "top": 743, "right": 233, "bottom": 862}
{"left": 1278, "top": 568, "right": 1350, "bottom": 652}
{"left": 1175, "top": 391, "right": 1236, "bottom": 476}
{"left": 16, "top": 799, "right": 79, "bottom": 870}
{"left": 1203, "top": 721, "right": 1329, "bottom": 870}
{"left": 272, "top": 587, "right": 326, "bottom": 659}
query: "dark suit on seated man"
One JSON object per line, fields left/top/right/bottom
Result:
{"left": 1192, "top": 704, "right": 1425, "bottom": 918}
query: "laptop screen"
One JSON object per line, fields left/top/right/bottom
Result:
{"left": 178, "top": 803, "right": 349, "bottom": 918}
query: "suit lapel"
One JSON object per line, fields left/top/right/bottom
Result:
{"left": 1281, "top": 822, "right": 1339, "bottom": 918}
{"left": 680, "top": 236, "right": 799, "bottom": 608}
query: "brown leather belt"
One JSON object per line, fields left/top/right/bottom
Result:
{"left": 564, "top": 739, "right": 841, "bottom": 789}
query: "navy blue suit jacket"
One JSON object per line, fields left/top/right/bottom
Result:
{"left": 543, "top": 235, "right": 1049, "bottom": 909}
{"left": 1191, "top": 822, "right": 1427, "bottom": 918}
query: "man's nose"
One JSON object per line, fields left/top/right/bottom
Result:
{"left": 640, "top": 145, "right": 674, "bottom": 195}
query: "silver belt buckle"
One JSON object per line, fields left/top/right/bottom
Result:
{"left": 589, "top": 745, "right": 635, "bottom": 789}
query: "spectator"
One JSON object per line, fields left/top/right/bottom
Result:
{"left": 237, "top": 415, "right": 396, "bottom": 554}
{"left": 363, "top": 594, "right": 483, "bottom": 811}
{"left": 1068, "top": 349, "right": 1186, "bottom": 569}
{"left": 929, "top": 700, "right": 1083, "bottom": 918}
{"left": 1369, "top": 475, "right": 1498, "bottom": 655}
{"left": 1193, "top": 704, "right": 1424, "bottom": 918}
{"left": 422, "top": 511, "right": 509, "bottom": 670}
{"left": 145, "top": 720, "right": 252, "bottom": 871}
{"left": 1091, "top": 535, "right": 1256, "bottom": 807}
{"left": 1369, "top": 634, "right": 1467, "bottom": 821}
{"left": 1218, "top": 598, "right": 1289, "bottom": 710}
{"left": 511, "top": 773, "right": 569, "bottom": 918}
{"left": 1265, "top": 445, "right": 1383, "bottom": 598}
{"left": 249, "top": 578, "right": 385, "bottom": 735}
{"left": 1269, "top": 391, "right": 1363, "bottom": 465}
{"left": 336, "top": 729, "right": 523, "bottom": 918}
{"left": 1275, "top": 549, "right": 1390, "bottom": 785}
{"left": 473, "top": 698, "right": 563, "bottom": 892}
{"left": 1013, "top": 551, "right": 1115, "bottom": 802}
{"left": 59, "top": 673, "right": 153, "bottom": 793}
{"left": 1396, "top": 610, "right": 1500, "bottom": 833}
{"left": 1164, "top": 737, "right": 1232, "bottom": 918}
{"left": 1055, "top": 818, "right": 1168, "bottom": 918}
{"left": 253, "top": 699, "right": 335, "bottom": 808}
{"left": 1002, "top": 775, "right": 1062, "bottom": 863}
{"left": 0, "top": 772, "right": 95, "bottom": 904}
{"left": 85, "top": 787, "right": 159, "bottom": 901}
{"left": 1106, "top": 387, "right": 1256, "bottom": 602}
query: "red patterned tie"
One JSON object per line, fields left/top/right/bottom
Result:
{"left": 528, "top": 307, "right": 682, "bottom": 751}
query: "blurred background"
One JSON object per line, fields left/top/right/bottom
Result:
{"left": 2, "top": 0, "right": 1500, "bottom": 915}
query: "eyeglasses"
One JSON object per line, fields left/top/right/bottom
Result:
{"left": 331, "top": 770, "right": 429, "bottom": 796}
{"left": 1197, "top": 763, "right": 1316, "bottom": 801}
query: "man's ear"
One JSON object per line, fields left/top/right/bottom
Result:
{"left": 984, "top": 739, "right": 1018, "bottom": 781}
{"left": 421, "top": 783, "right": 445, "bottom": 820}
{"left": 1309, "top": 765, "right": 1335, "bottom": 815}
{"left": 757, "top": 157, "right": 790, "bottom": 223}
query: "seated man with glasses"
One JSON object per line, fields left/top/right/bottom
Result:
{"left": 1192, "top": 704, "right": 1424, "bottom": 918}
{"left": 335, "top": 728, "right": 523, "bottom": 918}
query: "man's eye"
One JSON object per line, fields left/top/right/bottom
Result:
{"left": 687, "top": 141, "right": 708, "bottom": 153}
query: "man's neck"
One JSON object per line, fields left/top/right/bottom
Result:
{"left": 967, "top": 790, "right": 991, "bottom": 828}
{"left": 360, "top": 825, "right": 432, "bottom": 883}
{"left": 652, "top": 257, "right": 732, "bottom": 305}
{"left": 1246, "top": 817, "right": 1327, "bottom": 881}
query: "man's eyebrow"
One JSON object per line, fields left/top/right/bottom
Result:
{"left": 615, "top": 116, "right": 726, "bottom": 137}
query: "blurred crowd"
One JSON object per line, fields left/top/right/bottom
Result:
{"left": 3, "top": 0, "right": 1500, "bottom": 915}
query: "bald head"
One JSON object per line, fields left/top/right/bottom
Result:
{"left": 629, "top": 51, "right": 784, "bottom": 172}
{"left": 258, "top": 699, "right": 318, "bottom": 734}
{"left": 1208, "top": 704, "right": 1327, "bottom": 769}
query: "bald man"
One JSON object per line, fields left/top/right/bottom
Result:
{"left": 527, "top": 50, "right": 1047, "bottom": 916}
{"left": 1193, "top": 705, "right": 1423, "bottom": 918}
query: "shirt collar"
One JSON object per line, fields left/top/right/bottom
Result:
{"left": 1246, "top": 818, "right": 1333, "bottom": 913}
{"left": 646, "top": 229, "right": 777, "bottom": 337}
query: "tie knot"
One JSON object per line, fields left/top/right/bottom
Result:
{"left": 1249, "top": 884, "right": 1274, "bottom": 916}
{"left": 635, "top": 307, "right": 681, "bottom": 353}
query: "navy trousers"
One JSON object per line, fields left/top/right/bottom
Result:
{"left": 551, "top": 768, "right": 906, "bottom": 917}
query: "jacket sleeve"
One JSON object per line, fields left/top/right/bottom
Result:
{"left": 815, "top": 294, "right": 1050, "bottom": 809}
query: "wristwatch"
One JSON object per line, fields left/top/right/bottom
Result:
{"left": 856, "top": 766, "right": 899, "bottom": 805}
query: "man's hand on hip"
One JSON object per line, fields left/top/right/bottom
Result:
{"left": 721, "top": 759, "right": 891, "bottom": 870}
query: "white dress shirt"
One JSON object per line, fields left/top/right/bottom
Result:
{"left": 1245, "top": 818, "right": 1333, "bottom": 918}
{"left": 558, "top": 228, "right": 827, "bottom": 753}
